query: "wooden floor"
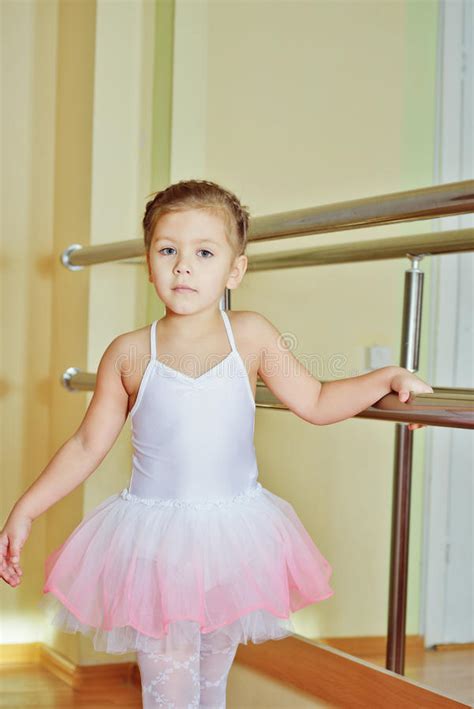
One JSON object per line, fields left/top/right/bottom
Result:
{"left": 358, "top": 647, "right": 474, "bottom": 707}
{"left": 0, "top": 662, "right": 141, "bottom": 708}
{"left": 0, "top": 661, "right": 334, "bottom": 708}
{"left": 0, "top": 647, "right": 472, "bottom": 708}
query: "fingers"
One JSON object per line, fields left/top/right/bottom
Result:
{"left": 399, "top": 380, "right": 431, "bottom": 428}
{"left": 9, "top": 542, "right": 22, "bottom": 569}
{"left": 0, "top": 561, "right": 22, "bottom": 587}
{"left": 0, "top": 552, "right": 22, "bottom": 584}
{"left": 0, "top": 530, "right": 26, "bottom": 587}
{"left": 0, "top": 533, "right": 8, "bottom": 567}
{"left": 0, "top": 534, "right": 23, "bottom": 580}
{"left": 9, "top": 561, "right": 22, "bottom": 576}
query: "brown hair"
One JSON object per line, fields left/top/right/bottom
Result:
{"left": 142, "top": 179, "right": 250, "bottom": 257}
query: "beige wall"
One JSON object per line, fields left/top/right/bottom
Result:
{"left": 1, "top": 0, "right": 155, "bottom": 666}
{"left": 1, "top": 0, "right": 438, "bottom": 667}
{"left": 2, "top": 0, "right": 96, "bottom": 665}
{"left": 170, "top": 0, "right": 438, "bottom": 642}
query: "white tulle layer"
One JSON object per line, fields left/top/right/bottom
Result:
{"left": 38, "top": 591, "right": 295, "bottom": 655}
{"left": 39, "top": 483, "right": 334, "bottom": 655}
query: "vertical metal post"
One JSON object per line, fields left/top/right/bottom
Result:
{"left": 386, "top": 255, "right": 425, "bottom": 674}
{"left": 222, "top": 288, "right": 232, "bottom": 310}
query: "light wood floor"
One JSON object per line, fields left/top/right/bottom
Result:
{"left": 0, "top": 661, "right": 334, "bottom": 708}
{"left": 0, "top": 647, "right": 472, "bottom": 708}
{"left": 360, "top": 647, "right": 474, "bottom": 707}
{"left": 0, "top": 662, "right": 141, "bottom": 707}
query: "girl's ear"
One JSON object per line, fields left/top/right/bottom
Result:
{"left": 226, "top": 254, "right": 248, "bottom": 289}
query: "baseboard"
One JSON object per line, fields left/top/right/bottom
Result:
{"left": 41, "top": 643, "right": 139, "bottom": 690}
{"left": 0, "top": 642, "right": 140, "bottom": 690}
{"left": 318, "top": 633, "right": 425, "bottom": 657}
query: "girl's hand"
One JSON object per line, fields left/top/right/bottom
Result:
{"left": 0, "top": 514, "right": 32, "bottom": 587}
{"left": 390, "top": 370, "right": 434, "bottom": 431}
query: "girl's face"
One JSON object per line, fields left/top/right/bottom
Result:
{"left": 146, "top": 209, "right": 247, "bottom": 314}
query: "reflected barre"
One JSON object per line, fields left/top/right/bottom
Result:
{"left": 61, "top": 368, "right": 473, "bottom": 430}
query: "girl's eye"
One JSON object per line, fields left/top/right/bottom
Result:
{"left": 159, "top": 247, "right": 213, "bottom": 258}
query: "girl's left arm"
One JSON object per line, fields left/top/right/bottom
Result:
{"left": 310, "top": 366, "right": 433, "bottom": 428}
{"left": 250, "top": 312, "right": 433, "bottom": 429}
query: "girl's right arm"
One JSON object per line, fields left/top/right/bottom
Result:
{"left": 0, "top": 334, "right": 131, "bottom": 586}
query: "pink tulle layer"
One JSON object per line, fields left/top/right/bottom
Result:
{"left": 39, "top": 484, "right": 334, "bottom": 655}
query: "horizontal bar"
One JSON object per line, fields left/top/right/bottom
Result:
{"left": 61, "top": 180, "right": 474, "bottom": 269}
{"left": 255, "top": 384, "right": 474, "bottom": 429}
{"left": 61, "top": 368, "right": 474, "bottom": 429}
{"left": 60, "top": 241, "right": 143, "bottom": 269}
{"left": 80, "top": 227, "right": 474, "bottom": 271}
{"left": 61, "top": 367, "right": 97, "bottom": 391}
{"left": 248, "top": 180, "right": 474, "bottom": 242}
{"left": 246, "top": 228, "right": 474, "bottom": 271}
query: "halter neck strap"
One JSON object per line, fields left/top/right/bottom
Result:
{"left": 220, "top": 309, "right": 237, "bottom": 352}
{"left": 150, "top": 320, "right": 158, "bottom": 360}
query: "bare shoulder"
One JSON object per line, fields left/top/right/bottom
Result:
{"left": 226, "top": 309, "right": 259, "bottom": 330}
{"left": 116, "top": 323, "right": 151, "bottom": 350}
{"left": 111, "top": 324, "right": 150, "bottom": 362}
{"left": 107, "top": 324, "right": 153, "bottom": 398}
{"left": 225, "top": 310, "right": 273, "bottom": 371}
{"left": 227, "top": 309, "right": 276, "bottom": 342}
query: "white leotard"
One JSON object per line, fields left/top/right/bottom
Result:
{"left": 126, "top": 308, "right": 261, "bottom": 502}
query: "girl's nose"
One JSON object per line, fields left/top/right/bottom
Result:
{"left": 174, "top": 260, "right": 191, "bottom": 273}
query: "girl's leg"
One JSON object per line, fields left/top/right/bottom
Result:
{"left": 199, "top": 629, "right": 239, "bottom": 708}
{"left": 136, "top": 640, "right": 201, "bottom": 708}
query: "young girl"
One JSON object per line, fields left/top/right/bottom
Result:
{"left": 1, "top": 179, "right": 433, "bottom": 708}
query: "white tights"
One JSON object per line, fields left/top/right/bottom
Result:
{"left": 136, "top": 629, "right": 239, "bottom": 708}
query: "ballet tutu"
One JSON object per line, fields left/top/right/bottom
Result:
{"left": 39, "top": 482, "right": 334, "bottom": 655}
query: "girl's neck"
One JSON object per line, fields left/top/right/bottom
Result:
{"left": 162, "top": 305, "right": 224, "bottom": 341}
